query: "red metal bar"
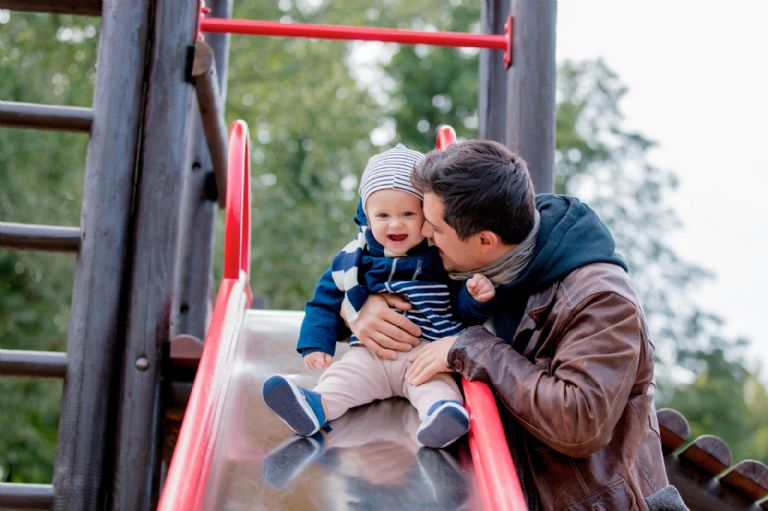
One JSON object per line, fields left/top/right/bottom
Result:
{"left": 223, "top": 120, "right": 252, "bottom": 302}
{"left": 157, "top": 278, "right": 241, "bottom": 511}
{"left": 201, "top": 18, "right": 507, "bottom": 51}
{"left": 464, "top": 381, "right": 528, "bottom": 510}
{"left": 435, "top": 126, "right": 528, "bottom": 511}
{"left": 435, "top": 124, "right": 458, "bottom": 150}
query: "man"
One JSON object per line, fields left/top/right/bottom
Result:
{"left": 347, "top": 140, "right": 686, "bottom": 510}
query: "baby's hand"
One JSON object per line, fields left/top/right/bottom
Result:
{"left": 304, "top": 352, "right": 333, "bottom": 371}
{"left": 467, "top": 273, "right": 495, "bottom": 302}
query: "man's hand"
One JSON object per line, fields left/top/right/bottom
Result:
{"left": 345, "top": 294, "right": 421, "bottom": 360}
{"left": 467, "top": 273, "right": 495, "bottom": 302}
{"left": 304, "top": 352, "right": 332, "bottom": 371}
{"left": 406, "top": 336, "right": 458, "bottom": 385}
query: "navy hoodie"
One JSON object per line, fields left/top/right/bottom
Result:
{"left": 485, "top": 193, "right": 627, "bottom": 344}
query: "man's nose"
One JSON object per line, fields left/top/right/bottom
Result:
{"left": 421, "top": 222, "right": 432, "bottom": 238}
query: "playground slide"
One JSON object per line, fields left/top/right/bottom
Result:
{"left": 157, "top": 122, "right": 526, "bottom": 510}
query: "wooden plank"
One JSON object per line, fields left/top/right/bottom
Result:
{"left": 657, "top": 407, "right": 690, "bottom": 452}
{"left": 0, "top": 348, "right": 67, "bottom": 377}
{"left": 0, "top": 0, "right": 100, "bottom": 15}
{"left": 0, "top": 101, "right": 93, "bottom": 132}
{"left": 52, "top": 0, "right": 151, "bottom": 509}
{"left": 678, "top": 434, "right": 733, "bottom": 476}
{"left": 505, "top": 0, "right": 556, "bottom": 193}
{"left": 108, "top": 0, "right": 199, "bottom": 508}
{"left": 719, "top": 460, "right": 768, "bottom": 503}
{"left": 478, "top": 0, "right": 509, "bottom": 143}
{"left": 169, "top": 334, "right": 204, "bottom": 369}
{"left": 664, "top": 457, "right": 756, "bottom": 511}
{"left": 172, "top": 119, "right": 217, "bottom": 339}
{"left": 0, "top": 221, "right": 80, "bottom": 252}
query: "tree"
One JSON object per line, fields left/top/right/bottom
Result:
{"left": 225, "top": 1, "right": 385, "bottom": 308}
{"left": 667, "top": 345, "right": 768, "bottom": 463}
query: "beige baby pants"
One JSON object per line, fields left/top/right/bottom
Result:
{"left": 314, "top": 341, "right": 463, "bottom": 422}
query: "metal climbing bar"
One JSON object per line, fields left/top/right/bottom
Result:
{"left": 0, "top": 0, "right": 100, "bottom": 15}
{"left": 0, "top": 221, "right": 80, "bottom": 252}
{"left": 0, "top": 349, "right": 67, "bottom": 378}
{"left": 0, "top": 101, "right": 93, "bottom": 133}
{"left": 0, "top": 482, "right": 53, "bottom": 510}
{"left": 201, "top": 18, "right": 509, "bottom": 51}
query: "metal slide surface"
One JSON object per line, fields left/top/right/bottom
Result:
{"left": 159, "top": 122, "right": 526, "bottom": 511}
{"left": 197, "top": 309, "right": 481, "bottom": 510}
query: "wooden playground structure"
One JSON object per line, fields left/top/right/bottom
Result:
{"left": 1, "top": 1, "right": 766, "bottom": 510}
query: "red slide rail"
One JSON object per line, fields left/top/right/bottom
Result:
{"left": 157, "top": 120, "right": 252, "bottom": 511}
{"left": 435, "top": 125, "right": 528, "bottom": 511}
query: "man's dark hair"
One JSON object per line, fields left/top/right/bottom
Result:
{"left": 412, "top": 139, "right": 536, "bottom": 244}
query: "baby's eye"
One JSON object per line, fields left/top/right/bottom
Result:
{"left": 403, "top": 211, "right": 416, "bottom": 217}
{"left": 376, "top": 213, "right": 389, "bottom": 219}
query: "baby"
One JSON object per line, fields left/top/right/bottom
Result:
{"left": 263, "top": 144, "right": 494, "bottom": 448}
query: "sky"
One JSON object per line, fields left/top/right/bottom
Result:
{"left": 556, "top": 1, "right": 768, "bottom": 379}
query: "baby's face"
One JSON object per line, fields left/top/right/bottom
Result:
{"left": 365, "top": 189, "right": 425, "bottom": 256}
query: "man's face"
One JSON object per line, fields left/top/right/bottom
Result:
{"left": 421, "top": 192, "right": 481, "bottom": 272}
{"left": 366, "top": 189, "right": 425, "bottom": 257}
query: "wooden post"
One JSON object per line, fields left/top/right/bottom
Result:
{"left": 191, "top": 41, "right": 229, "bottom": 209}
{"left": 174, "top": 0, "right": 233, "bottom": 339}
{"left": 479, "top": 0, "right": 509, "bottom": 143}
{"left": 505, "top": 0, "right": 556, "bottom": 193}
{"left": 109, "top": 0, "right": 199, "bottom": 508}
{"left": 52, "top": 0, "right": 151, "bottom": 509}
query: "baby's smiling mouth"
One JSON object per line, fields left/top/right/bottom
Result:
{"left": 388, "top": 234, "right": 408, "bottom": 242}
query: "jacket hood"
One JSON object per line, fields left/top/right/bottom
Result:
{"left": 504, "top": 194, "right": 627, "bottom": 295}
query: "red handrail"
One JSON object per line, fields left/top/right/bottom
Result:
{"left": 223, "top": 120, "right": 251, "bottom": 282}
{"left": 157, "top": 121, "right": 253, "bottom": 511}
{"left": 435, "top": 125, "right": 528, "bottom": 511}
{"left": 435, "top": 124, "right": 458, "bottom": 150}
{"left": 201, "top": 18, "right": 507, "bottom": 51}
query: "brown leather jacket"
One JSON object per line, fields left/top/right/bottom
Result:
{"left": 449, "top": 263, "right": 668, "bottom": 510}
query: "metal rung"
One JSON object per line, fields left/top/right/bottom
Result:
{"left": 0, "top": 349, "right": 67, "bottom": 378}
{"left": 0, "top": 483, "right": 54, "bottom": 510}
{"left": 0, "top": 221, "right": 80, "bottom": 252}
{"left": 0, "top": 0, "right": 100, "bottom": 15}
{"left": 0, "top": 101, "right": 93, "bottom": 132}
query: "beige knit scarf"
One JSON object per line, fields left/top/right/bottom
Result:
{"left": 448, "top": 210, "right": 540, "bottom": 286}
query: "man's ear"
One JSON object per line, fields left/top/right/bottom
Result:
{"left": 476, "top": 230, "right": 501, "bottom": 253}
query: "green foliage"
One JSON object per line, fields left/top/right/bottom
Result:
{"left": 666, "top": 346, "right": 768, "bottom": 463}
{"left": 225, "top": 1, "right": 438, "bottom": 308}
{"left": 381, "top": 1, "right": 482, "bottom": 146}
{"left": 0, "top": 10, "right": 97, "bottom": 482}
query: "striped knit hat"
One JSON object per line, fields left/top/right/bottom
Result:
{"left": 359, "top": 144, "right": 425, "bottom": 208}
